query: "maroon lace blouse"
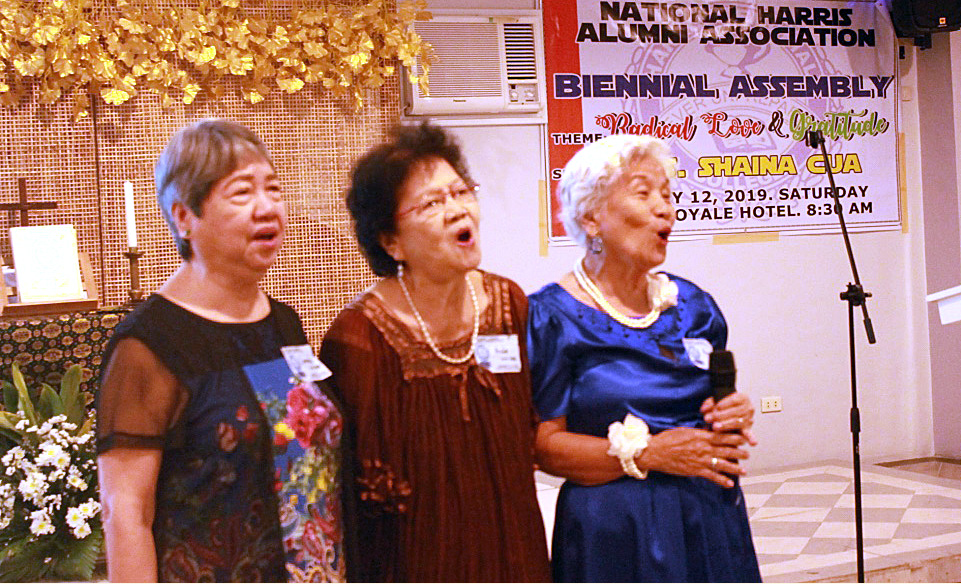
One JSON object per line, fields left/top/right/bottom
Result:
{"left": 320, "top": 271, "right": 550, "bottom": 582}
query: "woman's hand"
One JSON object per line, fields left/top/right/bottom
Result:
{"left": 701, "top": 391, "right": 758, "bottom": 446}
{"left": 636, "top": 426, "right": 750, "bottom": 488}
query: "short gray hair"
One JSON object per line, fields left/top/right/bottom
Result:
{"left": 155, "top": 119, "right": 274, "bottom": 259}
{"left": 557, "top": 134, "right": 674, "bottom": 248}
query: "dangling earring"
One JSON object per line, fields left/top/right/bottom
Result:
{"left": 589, "top": 235, "right": 603, "bottom": 254}
{"left": 396, "top": 263, "right": 404, "bottom": 278}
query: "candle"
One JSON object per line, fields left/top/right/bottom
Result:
{"left": 123, "top": 180, "right": 137, "bottom": 249}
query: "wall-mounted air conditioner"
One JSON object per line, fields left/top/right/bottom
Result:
{"left": 404, "top": 11, "right": 545, "bottom": 116}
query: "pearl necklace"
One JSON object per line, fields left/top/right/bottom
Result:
{"left": 573, "top": 259, "right": 677, "bottom": 329}
{"left": 397, "top": 269, "right": 480, "bottom": 364}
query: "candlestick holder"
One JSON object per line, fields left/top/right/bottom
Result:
{"left": 123, "top": 246, "right": 144, "bottom": 306}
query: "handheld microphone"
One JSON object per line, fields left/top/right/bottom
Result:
{"left": 709, "top": 349, "right": 739, "bottom": 476}
{"left": 709, "top": 350, "right": 736, "bottom": 404}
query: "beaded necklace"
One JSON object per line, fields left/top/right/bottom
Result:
{"left": 397, "top": 268, "right": 479, "bottom": 364}
{"left": 573, "top": 259, "right": 677, "bottom": 329}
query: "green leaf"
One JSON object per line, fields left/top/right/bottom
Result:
{"left": 0, "top": 411, "right": 20, "bottom": 433}
{"left": 0, "top": 426, "right": 20, "bottom": 449}
{"left": 2, "top": 380, "right": 16, "bottom": 412}
{"left": 0, "top": 527, "right": 27, "bottom": 552}
{"left": 78, "top": 416, "right": 95, "bottom": 437}
{"left": 0, "top": 521, "right": 27, "bottom": 548}
{"left": 49, "top": 527, "right": 104, "bottom": 581}
{"left": 38, "top": 384, "right": 63, "bottom": 422}
{"left": 11, "top": 363, "right": 37, "bottom": 428}
{"left": 60, "top": 364, "right": 84, "bottom": 426}
{"left": 0, "top": 524, "right": 104, "bottom": 582}
{"left": 0, "top": 534, "right": 54, "bottom": 581}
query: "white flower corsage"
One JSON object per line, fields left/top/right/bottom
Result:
{"left": 607, "top": 413, "right": 651, "bottom": 479}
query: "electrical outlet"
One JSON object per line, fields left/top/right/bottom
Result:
{"left": 760, "top": 396, "right": 782, "bottom": 413}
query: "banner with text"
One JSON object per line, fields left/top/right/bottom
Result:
{"left": 544, "top": 0, "right": 900, "bottom": 240}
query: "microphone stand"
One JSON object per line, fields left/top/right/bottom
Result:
{"left": 805, "top": 129, "right": 877, "bottom": 583}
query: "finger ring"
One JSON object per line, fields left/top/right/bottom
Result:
{"left": 737, "top": 417, "right": 744, "bottom": 424}
{"left": 711, "top": 456, "right": 718, "bottom": 469}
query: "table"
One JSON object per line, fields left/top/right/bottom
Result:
{"left": 0, "top": 309, "right": 126, "bottom": 393}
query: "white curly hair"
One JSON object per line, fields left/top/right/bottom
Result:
{"left": 557, "top": 134, "right": 674, "bottom": 248}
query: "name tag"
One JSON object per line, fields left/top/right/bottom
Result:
{"left": 281, "top": 344, "right": 332, "bottom": 382}
{"left": 682, "top": 337, "right": 713, "bottom": 370}
{"left": 476, "top": 334, "right": 522, "bottom": 373}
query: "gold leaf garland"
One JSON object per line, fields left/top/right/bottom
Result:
{"left": 0, "top": 0, "right": 434, "bottom": 117}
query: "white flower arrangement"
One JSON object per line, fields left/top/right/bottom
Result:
{"left": 0, "top": 363, "right": 102, "bottom": 581}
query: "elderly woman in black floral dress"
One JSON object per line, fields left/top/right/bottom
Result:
{"left": 97, "top": 119, "right": 351, "bottom": 582}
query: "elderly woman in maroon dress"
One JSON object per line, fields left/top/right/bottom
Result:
{"left": 320, "top": 122, "right": 550, "bottom": 582}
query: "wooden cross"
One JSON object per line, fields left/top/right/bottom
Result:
{"left": 0, "top": 178, "right": 58, "bottom": 226}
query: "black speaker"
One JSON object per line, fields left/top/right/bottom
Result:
{"left": 889, "top": 0, "right": 961, "bottom": 37}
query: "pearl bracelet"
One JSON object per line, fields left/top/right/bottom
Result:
{"left": 607, "top": 413, "right": 651, "bottom": 480}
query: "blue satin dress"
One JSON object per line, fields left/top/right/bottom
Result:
{"left": 528, "top": 274, "right": 761, "bottom": 583}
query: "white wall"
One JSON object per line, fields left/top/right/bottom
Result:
{"left": 916, "top": 31, "right": 961, "bottom": 457}
{"left": 952, "top": 29, "right": 961, "bottom": 284}
{"left": 428, "top": 1, "right": 939, "bottom": 472}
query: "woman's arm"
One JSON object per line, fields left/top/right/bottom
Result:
{"left": 535, "top": 417, "right": 624, "bottom": 486}
{"left": 96, "top": 337, "right": 185, "bottom": 583}
{"left": 536, "top": 416, "right": 751, "bottom": 488}
{"left": 320, "top": 306, "right": 406, "bottom": 583}
{"left": 98, "top": 448, "right": 162, "bottom": 582}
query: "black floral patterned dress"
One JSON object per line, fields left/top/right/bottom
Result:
{"left": 97, "top": 295, "right": 348, "bottom": 582}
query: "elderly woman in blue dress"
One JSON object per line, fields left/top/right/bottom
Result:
{"left": 527, "top": 134, "right": 762, "bottom": 582}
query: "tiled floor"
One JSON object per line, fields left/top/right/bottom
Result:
{"left": 534, "top": 460, "right": 961, "bottom": 582}
{"left": 880, "top": 458, "right": 961, "bottom": 482}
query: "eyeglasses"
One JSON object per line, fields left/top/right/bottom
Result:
{"left": 396, "top": 183, "right": 480, "bottom": 219}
